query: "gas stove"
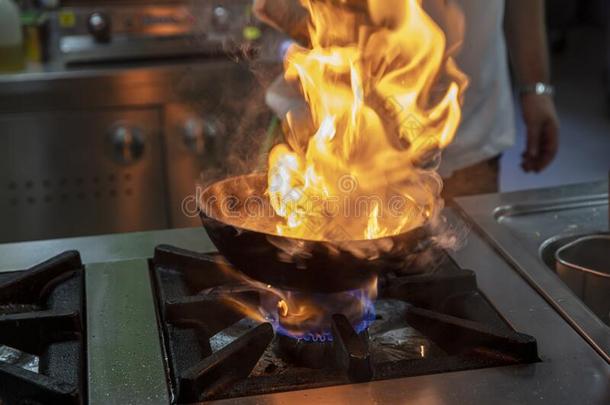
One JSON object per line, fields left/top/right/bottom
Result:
{"left": 0, "top": 243, "right": 539, "bottom": 404}
{"left": 150, "top": 245, "right": 538, "bottom": 402}
{"left": 0, "top": 182, "right": 608, "bottom": 404}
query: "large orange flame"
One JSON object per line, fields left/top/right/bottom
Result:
{"left": 267, "top": 0, "right": 468, "bottom": 241}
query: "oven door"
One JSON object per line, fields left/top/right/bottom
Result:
{"left": 0, "top": 108, "right": 167, "bottom": 243}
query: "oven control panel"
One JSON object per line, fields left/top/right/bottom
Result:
{"left": 49, "top": 0, "right": 264, "bottom": 64}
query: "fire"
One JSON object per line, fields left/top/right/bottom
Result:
{"left": 267, "top": 0, "right": 467, "bottom": 241}
{"left": 214, "top": 259, "right": 378, "bottom": 340}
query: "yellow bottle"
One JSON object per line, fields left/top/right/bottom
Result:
{"left": 0, "top": 0, "right": 25, "bottom": 72}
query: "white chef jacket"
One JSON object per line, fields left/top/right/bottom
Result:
{"left": 437, "top": 0, "right": 516, "bottom": 176}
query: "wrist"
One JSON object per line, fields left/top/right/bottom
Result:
{"left": 518, "top": 82, "right": 555, "bottom": 97}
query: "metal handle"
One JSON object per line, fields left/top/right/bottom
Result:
{"left": 109, "top": 123, "right": 146, "bottom": 164}
{"left": 212, "top": 6, "right": 230, "bottom": 30}
{"left": 182, "top": 117, "right": 223, "bottom": 156}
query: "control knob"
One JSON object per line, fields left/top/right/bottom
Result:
{"left": 109, "top": 123, "right": 146, "bottom": 164}
{"left": 212, "top": 6, "right": 230, "bottom": 30}
{"left": 88, "top": 12, "right": 112, "bottom": 43}
{"left": 183, "top": 116, "right": 224, "bottom": 156}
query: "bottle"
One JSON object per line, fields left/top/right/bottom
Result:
{"left": 0, "top": 0, "right": 25, "bottom": 72}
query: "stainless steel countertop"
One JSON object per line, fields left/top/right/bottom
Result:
{"left": 0, "top": 184, "right": 609, "bottom": 404}
{"left": 455, "top": 180, "right": 610, "bottom": 363}
{"left": 0, "top": 60, "right": 231, "bottom": 83}
{"left": 0, "top": 61, "right": 128, "bottom": 82}
{"left": 0, "top": 227, "right": 213, "bottom": 271}
{"left": 87, "top": 259, "right": 170, "bottom": 405}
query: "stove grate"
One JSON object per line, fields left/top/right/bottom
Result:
{"left": 150, "top": 244, "right": 539, "bottom": 403}
{"left": 179, "top": 323, "right": 274, "bottom": 403}
{"left": 0, "top": 251, "right": 86, "bottom": 405}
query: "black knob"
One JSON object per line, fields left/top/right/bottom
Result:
{"left": 88, "top": 12, "right": 111, "bottom": 43}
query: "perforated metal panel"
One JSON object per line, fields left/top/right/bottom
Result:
{"left": 6, "top": 172, "right": 136, "bottom": 207}
{"left": 0, "top": 108, "right": 168, "bottom": 243}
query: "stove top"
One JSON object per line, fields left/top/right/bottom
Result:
{"left": 150, "top": 245, "right": 539, "bottom": 403}
{"left": 0, "top": 189, "right": 608, "bottom": 405}
{"left": 0, "top": 243, "right": 539, "bottom": 404}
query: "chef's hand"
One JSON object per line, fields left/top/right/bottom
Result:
{"left": 252, "top": 0, "right": 309, "bottom": 43}
{"left": 520, "top": 94, "right": 560, "bottom": 172}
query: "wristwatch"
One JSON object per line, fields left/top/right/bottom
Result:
{"left": 518, "top": 82, "right": 555, "bottom": 97}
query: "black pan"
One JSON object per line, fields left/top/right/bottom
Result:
{"left": 199, "top": 173, "right": 430, "bottom": 293}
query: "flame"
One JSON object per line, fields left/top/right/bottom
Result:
{"left": 267, "top": 0, "right": 467, "bottom": 241}
{"left": 262, "top": 279, "right": 377, "bottom": 340}
{"left": 211, "top": 259, "right": 377, "bottom": 340}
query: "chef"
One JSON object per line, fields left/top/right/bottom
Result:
{"left": 253, "top": 0, "right": 560, "bottom": 199}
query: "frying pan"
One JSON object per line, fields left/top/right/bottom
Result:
{"left": 199, "top": 173, "right": 430, "bottom": 293}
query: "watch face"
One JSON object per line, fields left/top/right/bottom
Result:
{"left": 520, "top": 83, "right": 554, "bottom": 96}
{"left": 535, "top": 83, "right": 547, "bottom": 94}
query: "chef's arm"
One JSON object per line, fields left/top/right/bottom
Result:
{"left": 504, "top": 0, "right": 550, "bottom": 85}
{"left": 504, "top": 0, "right": 559, "bottom": 172}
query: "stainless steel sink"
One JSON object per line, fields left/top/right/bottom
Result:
{"left": 540, "top": 233, "right": 610, "bottom": 326}
{"left": 539, "top": 234, "right": 583, "bottom": 269}
{"left": 455, "top": 180, "right": 610, "bottom": 362}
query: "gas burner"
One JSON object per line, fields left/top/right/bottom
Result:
{"left": 150, "top": 244, "right": 539, "bottom": 403}
{"left": 275, "top": 332, "right": 334, "bottom": 368}
{"left": 0, "top": 251, "right": 86, "bottom": 405}
{"left": 274, "top": 316, "right": 371, "bottom": 372}
{"left": 257, "top": 282, "right": 377, "bottom": 342}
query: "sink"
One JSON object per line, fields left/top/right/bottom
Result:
{"left": 540, "top": 233, "right": 610, "bottom": 326}
{"left": 539, "top": 234, "right": 582, "bottom": 269}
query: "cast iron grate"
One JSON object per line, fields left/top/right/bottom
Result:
{"left": 0, "top": 251, "right": 86, "bottom": 405}
{"left": 150, "top": 244, "right": 539, "bottom": 403}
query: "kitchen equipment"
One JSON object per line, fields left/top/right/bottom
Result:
{"left": 0, "top": 108, "right": 169, "bottom": 243}
{"left": 455, "top": 180, "right": 610, "bottom": 363}
{"left": 22, "top": 10, "right": 50, "bottom": 63}
{"left": 555, "top": 234, "right": 610, "bottom": 325}
{"left": 150, "top": 244, "right": 538, "bottom": 403}
{"left": 0, "top": 186, "right": 609, "bottom": 404}
{"left": 199, "top": 173, "right": 430, "bottom": 293}
{"left": 0, "top": 0, "right": 24, "bottom": 72}
{"left": 47, "top": 0, "right": 258, "bottom": 65}
{"left": 0, "top": 251, "right": 85, "bottom": 405}
{"left": 0, "top": 0, "right": 283, "bottom": 243}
